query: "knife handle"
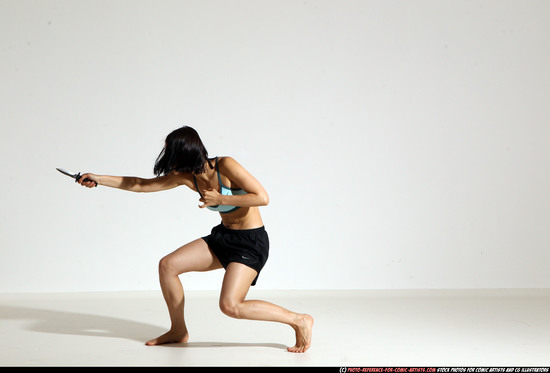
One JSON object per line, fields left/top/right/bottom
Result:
{"left": 75, "top": 173, "right": 98, "bottom": 187}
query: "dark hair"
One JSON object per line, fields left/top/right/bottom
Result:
{"left": 153, "top": 126, "right": 211, "bottom": 176}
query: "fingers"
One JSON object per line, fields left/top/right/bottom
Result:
{"left": 198, "top": 189, "right": 222, "bottom": 208}
{"left": 77, "top": 173, "right": 97, "bottom": 188}
{"left": 77, "top": 173, "right": 89, "bottom": 183}
{"left": 198, "top": 197, "right": 207, "bottom": 208}
{"left": 79, "top": 181, "right": 95, "bottom": 188}
{"left": 198, "top": 196, "right": 218, "bottom": 209}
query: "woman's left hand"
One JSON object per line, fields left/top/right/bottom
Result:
{"left": 199, "top": 188, "right": 222, "bottom": 208}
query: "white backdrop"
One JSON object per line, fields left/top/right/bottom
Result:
{"left": 1, "top": 0, "right": 549, "bottom": 292}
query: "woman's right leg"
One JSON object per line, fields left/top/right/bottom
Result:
{"left": 146, "top": 238, "right": 222, "bottom": 346}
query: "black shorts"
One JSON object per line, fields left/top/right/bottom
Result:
{"left": 202, "top": 223, "right": 269, "bottom": 286}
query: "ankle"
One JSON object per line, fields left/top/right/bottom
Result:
{"left": 169, "top": 324, "right": 187, "bottom": 333}
{"left": 291, "top": 313, "right": 304, "bottom": 329}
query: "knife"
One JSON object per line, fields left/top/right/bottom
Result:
{"left": 56, "top": 168, "right": 97, "bottom": 187}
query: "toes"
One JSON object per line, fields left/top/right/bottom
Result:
{"left": 287, "top": 345, "right": 308, "bottom": 353}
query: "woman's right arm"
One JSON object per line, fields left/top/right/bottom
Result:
{"left": 77, "top": 172, "right": 190, "bottom": 193}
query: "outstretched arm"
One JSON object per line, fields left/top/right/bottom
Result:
{"left": 77, "top": 172, "right": 189, "bottom": 193}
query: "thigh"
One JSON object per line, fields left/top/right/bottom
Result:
{"left": 219, "top": 262, "right": 258, "bottom": 303}
{"left": 162, "top": 238, "right": 223, "bottom": 274}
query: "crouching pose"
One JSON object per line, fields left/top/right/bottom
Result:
{"left": 78, "top": 126, "right": 313, "bottom": 353}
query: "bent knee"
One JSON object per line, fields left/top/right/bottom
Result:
{"left": 219, "top": 299, "right": 242, "bottom": 319}
{"left": 158, "top": 255, "right": 178, "bottom": 276}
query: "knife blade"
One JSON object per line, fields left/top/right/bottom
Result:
{"left": 56, "top": 168, "right": 97, "bottom": 187}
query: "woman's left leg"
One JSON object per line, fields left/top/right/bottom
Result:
{"left": 218, "top": 262, "right": 314, "bottom": 353}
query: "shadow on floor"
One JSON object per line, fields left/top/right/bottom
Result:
{"left": 161, "top": 341, "right": 287, "bottom": 350}
{"left": 0, "top": 304, "right": 164, "bottom": 343}
{"left": 0, "top": 304, "right": 287, "bottom": 350}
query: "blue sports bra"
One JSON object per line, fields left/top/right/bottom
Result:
{"left": 193, "top": 157, "right": 247, "bottom": 214}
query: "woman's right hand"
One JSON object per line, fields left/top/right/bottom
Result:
{"left": 77, "top": 173, "right": 99, "bottom": 188}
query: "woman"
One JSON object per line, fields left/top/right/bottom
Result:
{"left": 77, "top": 126, "right": 313, "bottom": 353}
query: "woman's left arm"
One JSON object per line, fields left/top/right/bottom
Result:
{"left": 199, "top": 157, "right": 269, "bottom": 209}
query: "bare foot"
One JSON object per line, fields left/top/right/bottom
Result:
{"left": 145, "top": 330, "right": 189, "bottom": 346}
{"left": 288, "top": 314, "right": 314, "bottom": 353}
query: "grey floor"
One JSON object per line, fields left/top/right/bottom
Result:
{"left": 1, "top": 289, "right": 549, "bottom": 366}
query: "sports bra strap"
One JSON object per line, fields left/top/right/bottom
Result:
{"left": 193, "top": 157, "right": 220, "bottom": 197}
{"left": 214, "top": 157, "right": 223, "bottom": 187}
{"left": 192, "top": 174, "right": 203, "bottom": 198}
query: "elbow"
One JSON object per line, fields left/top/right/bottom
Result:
{"left": 261, "top": 193, "right": 269, "bottom": 206}
{"left": 130, "top": 177, "right": 146, "bottom": 193}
